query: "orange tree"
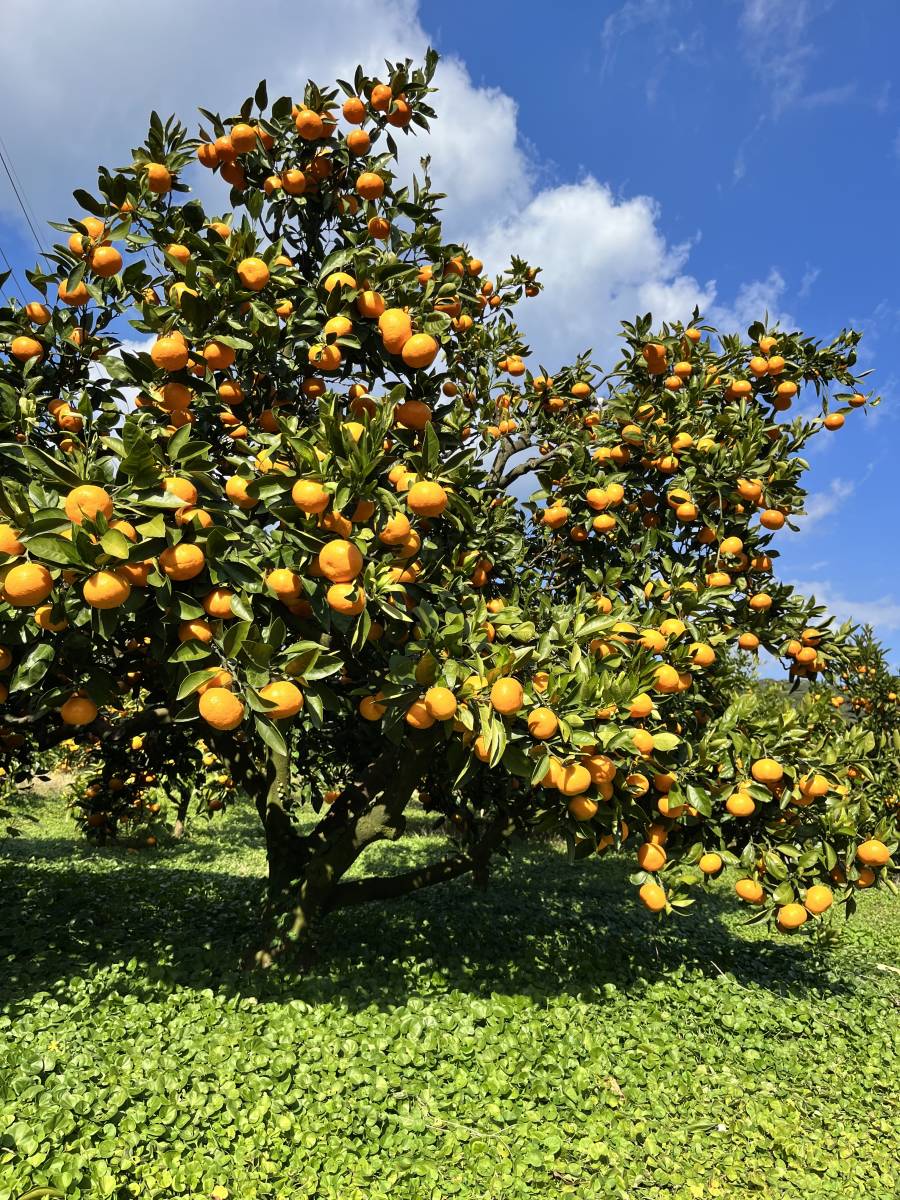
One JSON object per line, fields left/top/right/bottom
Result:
{"left": 0, "top": 53, "right": 895, "bottom": 956}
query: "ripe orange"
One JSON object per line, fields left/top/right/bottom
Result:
{"left": 342, "top": 95, "right": 366, "bottom": 123}
{"left": 326, "top": 582, "right": 366, "bottom": 615}
{"left": 259, "top": 680, "right": 304, "bottom": 719}
{"left": 567, "top": 794, "right": 598, "bottom": 819}
{"left": 0, "top": 525, "right": 24, "bottom": 556}
{"left": 151, "top": 334, "right": 190, "bottom": 372}
{"left": 65, "top": 484, "right": 113, "bottom": 524}
{"left": 294, "top": 108, "right": 325, "bottom": 139}
{"left": 266, "top": 569, "right": 304, "bottom": 601}
{"left": 407, "top": 481, "right": 448, "bottom": 518}
{"left": 202, "top": 588, "right": 235, "bottom": 618}
{"left": 164, "top": 477, "right": 199, "bottom": 506}
{"left": 356, "top": 171, "right": 385, "bottom": 200}
{"left": 60, "top": 696, "right": 98, "bottom": 726}
{"left": 735, "top": 878, "right": 764, "bottom": 904}
{"left": 583, "top": 754, "right": 616, "bottom": 785}
{"left": 698, "top": 852, "right": 723, "bottom": 875}
{"left": 225, "top": 476, "right": 257, "bottom": 510}
{"left": 401, "top": 333, "right": 439, "bottom": 368}
{"left": 490, "top": 677, "right": 524, "bottom": 716}
{"left": 798, "top": 774, "right": 829, "bottom": 800}
{"left": 11, "top": 334, "right": 45, "bottom": 363}
{"left": 203, "top": 340, "right": 236, "bottom": 370}
{"left": 395, "top": 400, "right": 433, "bottom": 429}
{"left": 628, "top": 693, "right": 653, "bottom": 719}
{"left": 378, "top": 513, "right": 412, "bottom": 545}
{"left": 632, "top": 729, "right": 654, "bottom": 756}
{"left": 198, "top": 687, "right": 245, "bottom": 730}
{"left": 145, "top": 162, "right": 172, "bottom": 194}
{"left": 804, "top": 885, "right": 833, "bottom": 914}
{"left": 24, "top": 301, "right": 51, "bottom": 325}
{"left": 237, "top": 257, "right": 270, "bottom": 291}
{"left": 318, "top": 539, "right": 363, "bottom": 582}
{"left": 3, "top": 562, "right": 53, "bottom": 606}
{"left": 751, "top": 758, "right": 783, "bottom": 785}
{"left": 359, "top": 693, "right": 387, "bottom": 721}
{"left": 423, "top": 686, "right": 457, "bottom": 721}
{"left": 230, "top": 122, "right": 258, "bottom": 153}
{"left": 34, "top": 605, "right": 68, "bottom": 632}
{"left": 638, "top": 882, "right": 666, "bottom": 911}
{"left": 689, "top": 642, "right": 716, "bottom": 667}
{"left": 405, "top": 699, "right": 435, "bottom": 730}
{"left": 57, "top": 279, "right": 89, "bottom": 306}
{"left": 89, "top": 246, "right": 123, "bottom": 278}
{"left": 159, "top": 543, "right": 205, "bottom": 581}
{"left": 637, "top": 842, "right": 666, "bottom": 872}
{"left": 378, "top": 308, "right": 413, "bottom": 352}
{"left": 557, "top": 763, "right": 592, "bottom": 796}
{"left": 725, "top": 792, "right": 755, "bottom": 817}
{"left": 179, "top": 618, "right": 214, "bottom": 643}
{"left": 83, "top": 569, "right": 131, "bottom": 609}
{"left": 856, "top": 839, "right": 890, "bottom": 867}
{"left": 527, "top": 707, "right": 558, "bottom": 739}
{"left": 777, "top": 903, "right": 808, "bottom": 930}
{"left": 654, "top": 664, "right": 681, "bottom": 693}
{"left": 292, "top": 479, "right": 330, "bottom": 513}
{"left": 642, "top": 343, "right": 667, "bottom": 374}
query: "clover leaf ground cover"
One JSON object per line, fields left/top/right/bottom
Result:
{"left": 1, "top": 794, "right": 898, "bottom": 1200}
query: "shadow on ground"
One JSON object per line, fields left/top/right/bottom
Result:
{"left": 0, "top": 807, "right": 857, "bottom": 1013}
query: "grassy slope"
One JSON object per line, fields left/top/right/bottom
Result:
{"left": 1, "top": 794, "right": 898, "bottom": 1200}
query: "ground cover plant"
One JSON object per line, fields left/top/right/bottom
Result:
{"left": 1, "top": 791, "right": 898, "bottom": 1199}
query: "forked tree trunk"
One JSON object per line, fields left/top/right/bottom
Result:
{"left": 213, "top": 733, "right": 516, "bottom": 968}
{"left": 249, "top": 746, "right": 426, "bottom": 965}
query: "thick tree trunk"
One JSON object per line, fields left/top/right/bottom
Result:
{"left": 213, "top": 731, "right": 515, "bottom": 968}
{"left": 249, "top": 748, "right": 427, "bottom": 965}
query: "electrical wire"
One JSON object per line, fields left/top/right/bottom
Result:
{"left": 0, "top": 135, "right": 45, "bottom": 253}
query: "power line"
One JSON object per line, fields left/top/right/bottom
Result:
{"left": 0, "top": 136, "right": 45, "bottom": 254}
{"left": 0, "top": 238, "right": 26, "bottom": 303}
{"left": 0, "top": 131, "right": 45, "bottom": 251}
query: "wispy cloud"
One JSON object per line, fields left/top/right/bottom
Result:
{"left": 789, "top": 579, "right": 900, "bottom": 634}
{"left": 599, "top": 0, "right": 677, "bottom": 79}
{"left": 708, "top": 268, "right": 792, "bottom": 334}
{"left": 797, "top": 477, "right": 855, "bottom": 533}
{"left": 798, "top": 266, "right": 820, "bottom": 299}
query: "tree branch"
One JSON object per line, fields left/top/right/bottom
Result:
{"left": 327, "top": 852, "right": 474, "bottom": 908}
{"left": 327, "top": 808, "right": 516, "bottom": 910}
{"left": 498, "top": 454, "right": 547, "bottom": 489}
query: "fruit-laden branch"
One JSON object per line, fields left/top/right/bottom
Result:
{"left": 326, "top": 808, "right": 516, "bottom": 909}
{"left": 3, "top": 704, "right": 173, "bottom": 752}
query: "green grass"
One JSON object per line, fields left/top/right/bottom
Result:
{"left": 1, "top": 792, "right": 899, "bottom": 1200}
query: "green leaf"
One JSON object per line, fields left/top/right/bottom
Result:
{"left": 100, "top": 529, "right": 132, "bottom": 559}
{"left": 10, "top": 643, "right": 56, "bottom": 692}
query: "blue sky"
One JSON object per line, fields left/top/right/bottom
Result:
{"left": 1, "top": 0, "right": 897, "bottom": 659}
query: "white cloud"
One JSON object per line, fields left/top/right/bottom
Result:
{"left": 0, "top": 0, "right": 800, "bottom": 374}
{"left": 707, "top": 268, "right": 792, "bottom": 335}
{"left": 475, "top": 178, "right": 714, "bottom": 364}
{"left": 797, "top": 477, "right": 855, "bottom": 533}
{"left": 798, "top": 265, "right": 820, "bottom": 299}
{"left": 789, "top": 580, "right": 900, "bottom": 633}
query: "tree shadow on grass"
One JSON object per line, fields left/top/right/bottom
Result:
{"left": 0, "top": 826, "right": 857, "bottom": 1014}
